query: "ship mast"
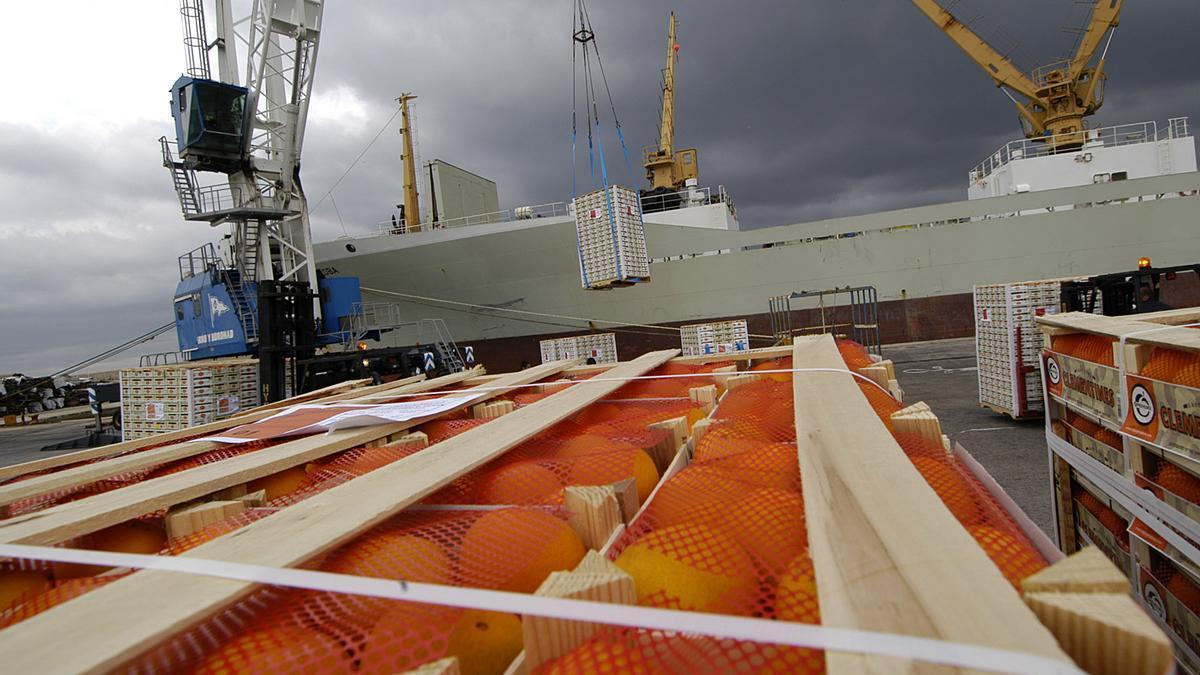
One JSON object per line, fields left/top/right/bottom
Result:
{"left": 398, "top": 93, "right": 421, "bottom": 232}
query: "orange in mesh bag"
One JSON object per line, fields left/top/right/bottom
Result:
{"left": 0, "top": 575, "right": 123, "bottom": 629}
{"left": 191, "top": 625, "right": 351, "bottom": 675}
{"left": 750, "top": 356, "right": 794, "bottom": 382}
{"left": 0, "top": 569, "right": 50, "bottom": 611}
{"left": 51, "top": 521, "right": 166, "bottom": 580}
{"left": 458, "top": 508, "right": 586, "bottom": 593}
{"left": 837, "top": 339, "right": 874, "bottom": 369}
{"left": 1051, "top": 333, "right": 1115, "bottom": 366}
{"left": 1141, "top": 347, "right": 1200, "bottom": 387}
{"left": 1157, "top": 462, "right": 1200, "bottom": 503}
{"left": 614, "top": 523, "right": 759, "bottom": 614}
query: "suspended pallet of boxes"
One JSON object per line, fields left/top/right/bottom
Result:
{"left": 0, "top": 340, "right": 1174, "bottom": 674}
{"left": 118, "top": 359, "right": 260, "bottom": 441}
{"left": 539, "top": 333, "right": 618, "bottom": 365}
{"left": 572, "top": 185, "right": 650, "bottom": 290}
{"left": 974, "top": 277, "right": 1094, "bottom": 419}
{"left": 1037, "top": 308, "right": 1200, "bottom": 672}
{"left": 679, "top": 319, "right": 750, "bottom": 356}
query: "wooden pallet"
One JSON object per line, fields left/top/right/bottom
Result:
{"left": 0, "top": 341, "right": 1171, "bottom": 674}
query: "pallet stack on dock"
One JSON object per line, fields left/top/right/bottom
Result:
{"left": 118, "top": 359, "right": 260, "bottom": 440}
{"left": 0, "top": 339, "right": 1172, "bottom": 673}
{"left": 974, "top": 277, "right": 1092, "bottom": 419}
{"left": 1038, "top": 308, "right": 1200, "bottom": 671}
{"left": 572, "top": 185, "right": 650, "bottom": 290}
{"left": 679, "top": 319, "right": 750, "bottom": 356}
{"left": 538, "top": 334, "right": 618, "bottom": 365}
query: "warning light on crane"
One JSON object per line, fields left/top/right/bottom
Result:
{"left": 1138, "top": 257, "right": 1152, "bottom": 269}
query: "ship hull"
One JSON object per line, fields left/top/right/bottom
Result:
{"left": 314, "top": 172, "right": 1200, "bottom": 370}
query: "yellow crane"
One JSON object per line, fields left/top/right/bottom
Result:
{"left": 643, "top": 12, "right": 699, "bottom": 194}
{"left": 398, "top": 92, "right": 421, "bottom": 232}
{"left": 911, "top": 0, "right": 1123, "bottom": 150}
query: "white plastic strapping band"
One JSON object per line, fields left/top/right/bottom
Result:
{"left": 0, "top": 545, "right": 1081, "bottom": 675}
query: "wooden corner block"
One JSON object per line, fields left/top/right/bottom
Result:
{"left": 646, "top": 417, "right": 688, "bottom": 471}
{"left": 724, "top": 373, "right": 761, "bottom": 391}
{"left": 710, "top": 365, "right": 738, "bottom": 389}
{"left": 524, "top": 558, "right": 636, "bottom": 670}
{"left": 472, "top": 400, "right": 516, "bottom": 419}
{"left": 1020, "top": 547, "right": 1130, "bottom": 595}
{"left": 1024, "top": 592, "right": 1172, "bottom": 675}
{"left": 887, "top": 379, "right": 904, "bottom": 403}
{"left": 608, "top": 478, "right": 639, "bottom": 524}
{"left": 858, "top": 364, "right": 890, "bottom": 388}
{"left": 165, "top": 500, "right": 246, "bottom": 540}
{"left": 876, "top": 359, "right": 896, "bottom": 379}
{"left": 688, "top": 385, "right": 718, "bottom": 412}
{"left": 400, "top": 656, "right": 461, "bottom": 675}
{"left": 564, "top": 485, "right": 623, "bottom": 550}
{"left": 691, "top": 417, "right": 713, "bottom": 446}
{"left": 236, "top": 489, "right": 268, "bottom": 508}
{"left": 941, "top": 434, "right": 952, "bottom": 452}
{"left": 392, "top": 431, "right": 430, "bottom": 449}
{"left": 889, "top": 403, "right": 943, "bottom": 447}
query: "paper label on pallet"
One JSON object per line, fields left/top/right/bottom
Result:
{"left": 1122, "top": 374, "right": 1200, "bottom": 461}
{"left": 144, "top": 401, "right": 165, "bottom": 422}
{"left": 202, "top": 396, "right": 479, "bottom": 444}
{"left": 216, "top": 396, "right": 239, "bottom": 417}
{"left": 1065, "top": 426, "right": 1124, "bottom": 474}
{"left": 1043, "top": 350, "right": 1120, "bottom": 422}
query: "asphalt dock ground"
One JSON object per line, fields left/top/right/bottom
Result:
{"left": 0, "top": 337, "right": 1055, "bottom": 537}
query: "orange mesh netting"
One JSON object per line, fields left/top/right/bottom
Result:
{"left": 1073, "top": 487, "right": 1131, "bottom": 551}
{"left": 1, "top": 351, "right": 1056, "bottom": 673}
{"left": 1154, "top": 559, "right": 1200, "bottom": 615}
{"left": 539, "top": 372, "right": 826, "bottom": 674}
{"left": 1152, "top": 460, "right": 1200, "bottom": 505}
{"left": 1051, "top": 333, "right": 1115, "bottom": 367}
{"left": 1062, "top": 411, "right": 1122, "bottom": 448}
{"left": 127, "top": 508, "right": 585, "bottom": 675}
{"left": 1140, "top": 347, "right": 1200, "bottom": 387}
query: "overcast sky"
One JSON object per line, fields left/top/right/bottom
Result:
{"left": 1, "top": 0, "right": 1197, "bottom": 375}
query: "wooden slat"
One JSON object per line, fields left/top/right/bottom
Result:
{"left": 1037, "top": 311, "right": 1200, "bottom": 351}
{"left": 229, "top": 377, "right": 375, "bottom": 416}
{"left": 0, "top": 372, "right": 469, "bottom": 510}
{"left": 0, "top": 365, "right": 555, "bottom": 547}
{"left": 0, "top": 372, "right": 435, "bottom": 484}
{"left": 790, "top": 335, "right": 1070, "bottom": 672}
{"left": 673, "top": 344, "right": 791, "bottom": 365}
{"left": 0, "top": 350, "right": 676, "bottom": 674}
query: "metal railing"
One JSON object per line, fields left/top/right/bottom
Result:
{"left": 969, "top": 118, "right": 1193, "bottom": 182}
{"left": 178, "top": 243, "right": 223, "bottom": 280}
{"left": 373, "top": 185, "right": 734, "bottom": 237}
{"left": 377, "top": 202, "right": 571, "bottom": 236}
{"left": 193, "top": 184, "right": 253, "bottom": 214}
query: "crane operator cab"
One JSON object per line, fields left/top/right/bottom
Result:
{"left": 170, "top": 76, "right": 251, "bottom": 173}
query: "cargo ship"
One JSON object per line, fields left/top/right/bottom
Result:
{"left": 313, "top": 119, "right": 1200, "bottom": 371}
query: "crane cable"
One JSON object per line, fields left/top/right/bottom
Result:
{"left": 0, "top": 322, "right": 176, "bottom": 407}
{"left": 571, "top": 0, "right": 632, "bottom": 198}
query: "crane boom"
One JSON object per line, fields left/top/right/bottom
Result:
{"left": 657, "top": 12, "right": 678, "bottom": 157}
{"left": 910, "top": 0, "right": 1038, "bottom": 101}
{"left": 1070, "top": 0, "right": 1122, "bottom": 80}
{"left": 642, "top": 12, "right": 698, "bottom": 195}
{"left": 911, "top": 0, "right": 1123, "bottom": 150}
{"left": 398, "top": 93, "right": 421, "bottom": 232}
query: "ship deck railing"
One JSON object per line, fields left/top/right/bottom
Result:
{"left": 373, "top": 185, "right": 734, "bottom": 238}
{"left": 969, "top": 117, "right": 1192, "bottom": 182}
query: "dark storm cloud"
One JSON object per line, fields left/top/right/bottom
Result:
{"left": 1, "top": 0, "right": 1197, "bottom": 374}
